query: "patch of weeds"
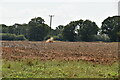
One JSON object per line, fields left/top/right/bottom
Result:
{"left": 2, "top": 59, "right": 119, "bottom": 78}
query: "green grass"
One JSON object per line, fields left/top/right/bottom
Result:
{"left": 2, "top": 59, "right": 119, "bottom": 78}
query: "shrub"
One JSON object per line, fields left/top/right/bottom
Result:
{"left": 15, "top": 35, "right": 26, "bottom": 40}
{"left": 93, "top": 34, "right": 110, "bottom": 42}
{"left": 44, "top": 35, "right": 51, "bottom": 40}
{"left": 1, "top": 33, "right": 16, "bottom": 40}
{"left": 53, "top": 34, "right": 63, "bottom": 41}
{"left": 0, "top": 33, "right": 26, "bottom": 41}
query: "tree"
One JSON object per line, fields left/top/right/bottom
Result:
{"left": 1, "top": 24, "right": 8, "bottom": 33}
{"left": 117, "top": 31, "right": 120, "bottom": 41}
{"left": 101, "top": 16, "right": 120, "bottom": 42}
{"left": 8, "top": 26, "right": 15, "bottom": 34}
{"left": 78, "top": 20, "right": 99, "bottom": 41}
{"left": 63, "top": 19, "right": 99, "bottom": 42}
{"left": 56, "top": 25, "right": 64, "bottom": 34}
{"left": 20, "top": 23, "right": 29, "bottom": 39}
{"left": 12, "top": 23, "right": 22, "bottom": 35}
{"left": 63, "top": 21, "right": 77, "bottom": 41}
{"left": 50, "top": 25, "right": 64, "bottom": 41}
{"left": 28, "top": 17, "right": 50, "bottom": 41}
{"left": 13, "top": 23, "right": 29, "bottom": 39}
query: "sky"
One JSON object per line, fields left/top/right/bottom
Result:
{"left": 0, "top": 0, "right": 119, "bottom": 29}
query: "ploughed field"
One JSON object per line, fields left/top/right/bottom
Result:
{"left": 2, "top": 41, "right": 119, "bottom": 64}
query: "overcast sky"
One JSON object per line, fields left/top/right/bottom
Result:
{"left": 0, "top": 0, "right": 119, "bottom": 29}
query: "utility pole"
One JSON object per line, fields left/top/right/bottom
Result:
{"left": 49, "top": 15, "right": 54, "bottom": 28}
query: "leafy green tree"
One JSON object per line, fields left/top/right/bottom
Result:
{"left": 101, "top": 16, "right": 120, "bottom": 42}
{"left": 56, "top": 25, "right": 64, "bottom": 35}
{"left": 117, "top": 31, "right": 120, "bottom": 41}
{"left": 13, "top": 23, "right": 29, "bottom": 38}
{"left": 8, "top": 26, "right": 15, "bottom": 34}
{"left": 20, "top": 23, "right": 29, "bottom": 39}
{"left": 63, "top": 19, "right": 99, "bottom": 42}
{"left": 1, "top": 24, "right": 8, "bottom": 33}
{"left": 48, "top": 25, "right": 64, "bottom": 41}
{"left": 63, "top": 21, "right": 77, "bottom": 41}
{"left": 78, "top": 20, "right": 99, "bottom": 41}
{"left": 12, "top": 23, "right": 22, "bottom": 35}
{"left": 44, "top": 25, "right": 64, "bottom": 41}
{"left": 28, "top": 17, "right": 50, "bottom": 41}
{"left": 74, "top": 20, "right": 84, "bottom": 41}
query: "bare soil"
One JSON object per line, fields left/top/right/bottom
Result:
{"left": 1, "top": 41, "right": 119, "bottom": 64}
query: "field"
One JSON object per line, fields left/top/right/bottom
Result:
{"left": 1, "top": 41, "right": 119, "bottom": 78}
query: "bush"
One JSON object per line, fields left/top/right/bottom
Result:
{"left": 15, "top": 35, "right": 26, "bottom": 40}
{"left": 44, "top": 35, "right": 51, "bottom": 40}
{"left": 93, "top": 34, "right": 110, "bottom": 42}
{"left": 53, "top": 34, "right": 64, "bottom": 41}
{"left": 1, "top": 33, "right": 16, "bottom": 40}
{"left": 0, "top": 33, "right": 26, "bottom": 41}
{"left": 44, "top": 34, "right": 64, "bottom": 41}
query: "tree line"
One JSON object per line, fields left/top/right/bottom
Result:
{"left": 0, "top": 16, "right": 120, "bottom": 42}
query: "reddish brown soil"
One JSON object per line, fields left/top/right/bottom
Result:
{"left": 1, "top": 41, "right": 119, "bottom": 64}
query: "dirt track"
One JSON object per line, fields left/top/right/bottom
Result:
{"left": 1, "top": 41, "right": 119, "bottom": 64}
